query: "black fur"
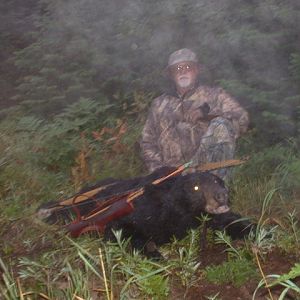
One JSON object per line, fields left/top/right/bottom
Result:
{"left": 39, "top": 167, "right": 254, "bottom": 257}
{"left": 101, "top": 168, "right": 253, "bottom": 257}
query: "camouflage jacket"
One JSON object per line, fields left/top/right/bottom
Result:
{"left": 140, "top": 85, "right": 249, "bottom": 172}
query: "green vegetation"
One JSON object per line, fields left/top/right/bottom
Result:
{"left": 253, "top": 264, "right": 300, "bottom": 300}
{"left": 2, "top": 99, "right": 299, "bottom": 298}
{"left": 1, "top": 64, "right": 300, "bottom": 300}
{"left": 205, "top": 258, "right": 257, "bottom": 288}
{"left": 1, "top": 0, "right": 300, "bottom": 298}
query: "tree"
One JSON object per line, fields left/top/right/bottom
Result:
{"left": 3, "top": 0, "right": 300, "bottom": 145}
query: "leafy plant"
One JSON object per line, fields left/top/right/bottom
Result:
{"left": 205, "top": 230, "right": 257, "bottom": 287}
{"left": 276, "top": 210, "right": 300, "bottom": 256}
{"left": 253, "top": 263, "right": 300, "bottom": 299}
{"left": 0, "top": 257, "right": 19, "bottom": 300}
{"left": 287, "top": 211, "right": 300, "bottom": 248}
{"left": 205, "top": 293, "right": 221, "bottom": 300}
{"left": 215, "top": 231, "right": 243, "bottom": 260}
{"left": 168, "top": 229, "right": 201, "bottom": 292}
{"left": 205, "top": 258, "right": 257, "bottom": 288}
{"left": 59, "top": 263, "right": 93, "bottom": 300}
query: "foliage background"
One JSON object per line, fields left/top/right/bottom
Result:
{"left": 1, "top": 1, "right": 300, "bottom": 298}
{"left": 1, "top": 0, "right": 300, "bottom": 145}
{"left": 1, "top": 0, "right": 300, "bottom": 213}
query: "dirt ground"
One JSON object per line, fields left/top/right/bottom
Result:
{"left": 1, "top": 218, "right": 299, "bottom": 300}
{"left": 172, "top": 244, "right": 300, "bottom": 300}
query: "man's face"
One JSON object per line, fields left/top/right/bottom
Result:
{"left": 169, "top": 61, "right": 199, "bottom": 90}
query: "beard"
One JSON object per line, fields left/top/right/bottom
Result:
{"left": 176, "top": 76, "right": 193, "bottom": 88}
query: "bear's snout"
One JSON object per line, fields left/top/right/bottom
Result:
{"left": 214, "top": 190, "right": 228, "bottom": 205}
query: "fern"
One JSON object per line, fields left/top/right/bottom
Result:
{"left": 16, "top": 116, "right": 44, "bottom": 132}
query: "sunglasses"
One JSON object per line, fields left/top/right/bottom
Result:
{"left": 169, "top": 63, "right": 197, "bottom": 74}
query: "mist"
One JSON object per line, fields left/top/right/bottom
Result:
{"left": 1, "top": 0, "right": 300, "bottom": 142}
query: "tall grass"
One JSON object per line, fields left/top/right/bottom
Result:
{"left": 0, "top": 97, "right": 300, "bottom": 298}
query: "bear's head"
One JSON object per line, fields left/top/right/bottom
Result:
{"left": 181, "top": 172, "right": 230, "bottom": 214}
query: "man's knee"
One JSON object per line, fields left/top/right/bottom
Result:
{"left": 205, "top": 117, "right": 235, "bottom": 143}
{"left": 191, "top": 117, "right": 236, "bottom": 175}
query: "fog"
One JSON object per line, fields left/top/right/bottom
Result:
{"left": 42, "top": 1, "right": 299, "bottom": 84}
{"left": 1, "top": 0, "right": 300, "bottom": 140}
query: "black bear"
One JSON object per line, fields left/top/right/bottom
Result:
{"left": 103, "top": 169, "right": 253, "bottom": 257}
{"left": 38, "top": 167, "right": 253, "bottom": 257}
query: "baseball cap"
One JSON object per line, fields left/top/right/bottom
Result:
{"left": 167, "top": 48, "right": 198, "bottom": 67}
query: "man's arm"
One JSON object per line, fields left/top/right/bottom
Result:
{"left": 140, "top": 102, "right": 164, "bottom": 172}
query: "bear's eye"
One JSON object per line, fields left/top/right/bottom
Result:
{"left": 194, "top": 185, "right": 199, "bottom": 191}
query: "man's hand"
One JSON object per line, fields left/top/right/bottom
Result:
{"left": 184, "top": 102, "right": 213, "bottom": 123}
{"left": 186, "top": 109, "right": 204, "bottom": 123}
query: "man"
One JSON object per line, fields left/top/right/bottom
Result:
{"left": 140, "top": 48, "right": 249, "bottom": 179}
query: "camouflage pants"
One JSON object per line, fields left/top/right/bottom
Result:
{"left": 192, "top": 117, "right": 236, "bottom": 180}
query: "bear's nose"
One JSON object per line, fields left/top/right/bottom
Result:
{"left": 215, "top": 192, "right": 228, "bottom": 204}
